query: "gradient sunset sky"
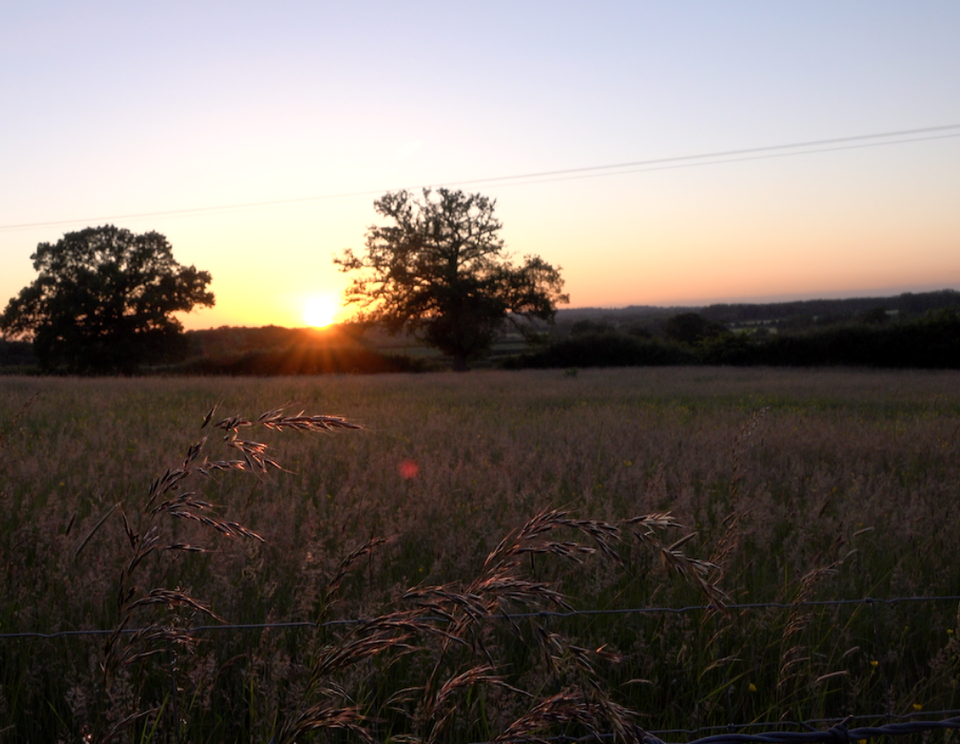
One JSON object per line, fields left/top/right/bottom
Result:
{"left": 2, "top": 2, "right": 959, "bottom": 330}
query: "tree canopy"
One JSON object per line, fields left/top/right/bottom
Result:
{"left": 664, "top": 312, "right": 727, "bottom": 346}
{"left": 0, "top": 225, "right": 214, "bottom": 373}
{"left": 335, "top": 188, "right": 568, "bottom": 370}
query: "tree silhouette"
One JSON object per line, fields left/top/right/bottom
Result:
{"left": 0, "top": 225, "right": 214, "bottom": 373}
{"left": 336, "top": 188, "right": 568, "bottom": 370}
{"left": 664, "top": 312, "right": 727, "bottom": 346}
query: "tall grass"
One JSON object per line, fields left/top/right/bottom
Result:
{"left": 2, "top": 368, "right": 960, "bottom": 740}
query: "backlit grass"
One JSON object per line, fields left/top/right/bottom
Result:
{"left": 2, "top": 367, "right": 960, "bottom": 741}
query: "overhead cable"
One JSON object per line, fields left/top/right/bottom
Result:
{"left": 2, "top": 123, "right": 958, "bottom": 232}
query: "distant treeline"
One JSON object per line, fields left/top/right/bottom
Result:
{"left": 0, "top": 339, "right": 34, "bottom": 371}
{"left": 172, "top": 325, "right": 426, "bottom": 375}
{"left": 0, "top": 325, "right": 427, "bottom": 375}
{"left": 3, "top": 290, "right": 959, "bottom": 374}
{"left": 699, "top": 288, "right": 960, "bottom": 324}
{"left": 556, "top": 289, "right": 960, "bottom": 327}
{"left": 508, "top": 307, "right": 960, "bottom": 370}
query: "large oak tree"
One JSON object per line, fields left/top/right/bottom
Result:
{"left": 0, "top": 225, "right": 214, "bottom": 373}
{"left": 336, "top": 188, "right": 568, "bottom": 370}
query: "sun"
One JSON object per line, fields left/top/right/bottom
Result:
{"left": 303, "top": 294, "right": 340, "bottom": 328}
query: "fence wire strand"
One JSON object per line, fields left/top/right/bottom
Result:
{"left": 4, "top": 594, "right": 960, "bottom": 742}
{"left": 5, "top": 594, "right": 958, "bottom": 640}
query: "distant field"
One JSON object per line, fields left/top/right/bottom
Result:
{"left": 2, "top": 367, "right": 960, "bottom": 742}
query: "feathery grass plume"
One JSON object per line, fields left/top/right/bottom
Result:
{"left": 707, "top": 407, "right": 770, "bottom": 589}
{"left": 320, "top": 536, "right": 389, "bottom": 618}
{"left": 83, "top": 403, "right": 363, "bottom": 743}
{"left": 280, "top": 507, "right": 727, "bottom": 744}
{"left": 493, "top": 687, "right": 642, "bottom": 744}
{"left": 731, "top": 406, "right": 770, "bottom": 505}
{"left": 777, "top": 561, "right": 843, "bottom": 692}
{"left": 623, "top": 512, "right": 728, "bottom": 609}
{"left": 0, "top": 389, "right": 38, "bottom": 454}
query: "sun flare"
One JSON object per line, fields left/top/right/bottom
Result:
{"left": 303, "top": 294, "right": 340, "bottom": 328}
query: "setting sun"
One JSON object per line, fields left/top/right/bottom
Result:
{"left": 303, "top": 294, "right": 340, "bottom": 328}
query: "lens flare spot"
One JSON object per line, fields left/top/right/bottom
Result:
{"left": 398, "top": 459, "right": 419, "bottom": 479}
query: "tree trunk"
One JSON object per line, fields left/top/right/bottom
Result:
{"left": 452, "top": 354, "right": 468, "bottom": 372}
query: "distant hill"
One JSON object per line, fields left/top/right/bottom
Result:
{"left": 557, "top": 289, "right": 960, "bottom": 327}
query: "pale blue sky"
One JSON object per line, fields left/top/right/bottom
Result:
{"left": 2, "top": 1, "right": 959, "bottom": 329}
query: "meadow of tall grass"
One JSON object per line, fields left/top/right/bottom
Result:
{"left": 2, "top": 367, "right": 960, "bottom": 742}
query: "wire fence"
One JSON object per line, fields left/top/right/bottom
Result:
{"left": 4, "top": 594, "right": 960, "bottom": 742}
{"left": 5, "top": 594, "right": 958, "bottom": 640}
{"left": 513, "top": 715, "right": 960, "bottom": 744}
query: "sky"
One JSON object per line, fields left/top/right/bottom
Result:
{"left": 2, "top": 1, "right": 959, "bottom": 331}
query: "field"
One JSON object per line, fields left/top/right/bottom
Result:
{"left": 2, "top": 367, "right": 960, "bottom": 742}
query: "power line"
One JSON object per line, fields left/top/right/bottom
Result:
{"left": 471, "top": 132, "right": 960, "bottom": 190}
{"left": 439, "top": 123, "right": 960, "bottom": 187}
{"left": 2, "top": 123, "right": 958, "bottom": 232}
